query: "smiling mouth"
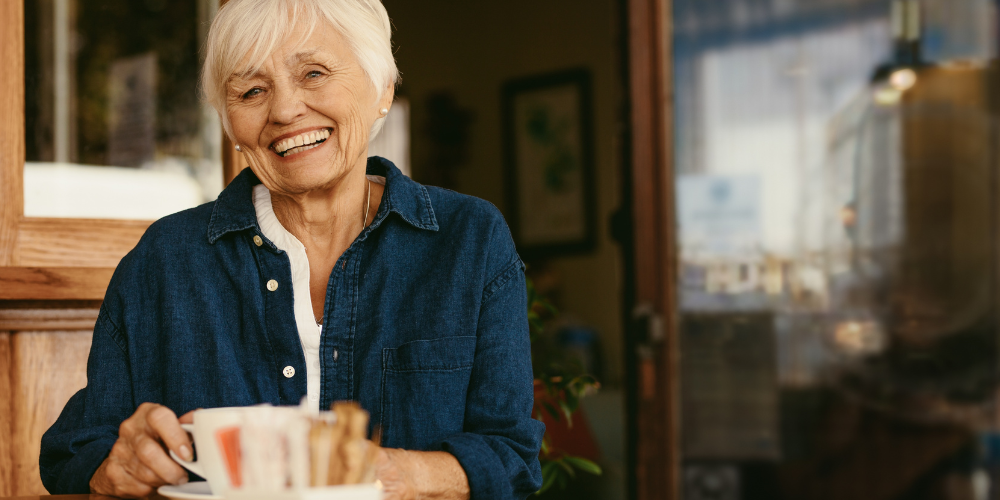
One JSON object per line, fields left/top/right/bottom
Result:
{"left": 271, "top": 128, "right": 331, "bottom": 157}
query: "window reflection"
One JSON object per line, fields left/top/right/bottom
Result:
{"left": 23, "top": 0, "right": 223, "bottom": 220}
{"left": 675, "top": 0, "right": 1000, "bottom": 498}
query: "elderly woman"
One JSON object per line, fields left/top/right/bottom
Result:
{"left": 39, "top": 0, "right": 543, "bottom": 498}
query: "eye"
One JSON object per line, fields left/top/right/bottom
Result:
{"left": 305, "top": 70, "right": 323, "bottom": 78}
{"left": 242, "top": 87, "right": 264, "bottom": 100}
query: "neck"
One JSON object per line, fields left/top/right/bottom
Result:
{"left": 269, "top": 169, "right": 369, "bottom": 251}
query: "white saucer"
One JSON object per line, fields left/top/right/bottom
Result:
{"left": 158, "top": 481, "right": 223, "bottom": 499}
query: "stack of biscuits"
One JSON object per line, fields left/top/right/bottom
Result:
{"left": 308, "top": 402, "right": 380, "bottom": 486}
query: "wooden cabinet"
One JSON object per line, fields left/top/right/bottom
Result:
{"left": 0, "top": 319, "right": 94, "bottom": 496}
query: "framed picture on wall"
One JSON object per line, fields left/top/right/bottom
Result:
{"left": 501, "top": 68, "right": 597, "bottom": 259}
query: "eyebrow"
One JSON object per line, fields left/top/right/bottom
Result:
{"left": 227, "top": 70, "right": 266, "bottom": 86}
{"left": 286, "top": 48, "right": 324, "bottom": 66}
{"left": 227, "top": 47, "right": 334, "bottom": 85}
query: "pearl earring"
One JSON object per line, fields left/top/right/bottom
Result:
{"left": 235, "top": 145, "right": 242, "bottom": 152}
{"left": 380, "top": 108, "right": 389, "bottom": 116}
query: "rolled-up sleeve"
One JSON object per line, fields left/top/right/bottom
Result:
{"left": 436, "top": 257, "right": 545, "bottom": 499}
{"left": 40, "top": 305, "right": 133, "bottom": 494}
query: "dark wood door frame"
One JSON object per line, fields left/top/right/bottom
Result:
{"left": 621, "top": 0, "right": 679, "bottom": 498}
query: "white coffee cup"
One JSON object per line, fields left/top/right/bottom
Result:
{"left": 169, "top": 405, "right": 383, "bottom": 500}
{"left": 169, "top": 407, "right": 247, "bottom": 496}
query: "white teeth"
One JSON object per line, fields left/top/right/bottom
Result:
{"left": 273, "top": 129, "right": 330, "bottom": 155}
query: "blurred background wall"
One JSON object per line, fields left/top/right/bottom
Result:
{"left": 382, "top": 2, "right": 629, "bottom": 498}
{"left": 384, "top": 0, "right": 626, "bottom": 387}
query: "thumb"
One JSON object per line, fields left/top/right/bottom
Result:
{"left": 178, "top": 409, "right": 200, "bottom": 424}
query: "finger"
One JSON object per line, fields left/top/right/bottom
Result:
{"left": 178, "top": 409, "right": 199, "bottom": 424}
{"left": 118, "top": 480, "right": 154, "bottom": 499}
{"left": 132, "top": 433, "right": 188, "bottom": 486}
{"left": 118, "top": 408, "right": 146, "bottom": 440}
{"left": 126, "top": 455, "right": 171, "bottom": 489}
{"left": 146, "top": 405, "right": 193, "bottom": 461}
{"left": 105, "top": 459, "right": 155, "bottom": 498}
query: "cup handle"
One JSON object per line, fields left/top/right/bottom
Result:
{"left": 169, "top": 423, "right": 205, "bottom": 478}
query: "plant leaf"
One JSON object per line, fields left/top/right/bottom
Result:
{"left": 537, "top": 461, "right": 558, "bottom": 495}
{"left": 558, "top": 399, "right": 574, "bottom": 427}
{"left": 556, "top": 458, "right": 576, "bottom": 478}
{"left": 564, "top": 456, "right": 603, "bottom": 476}
{"left": 543, "top": 402, "right": 561, "bottom": 422}
{"left": 563, "top": 390, "right": 579, "bottom": 413}
{"left": 556, "top": 472, "right": 568, "bottom": 490}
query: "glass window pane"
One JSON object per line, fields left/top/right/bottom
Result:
{"left": 24, "top": 0, "right": 222, "bottom": 220}
{"left": 674, "top": 0, "right": 1000, "bottom": 497}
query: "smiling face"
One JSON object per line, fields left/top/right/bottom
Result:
{"left": 225, "top": 22, "right": 393, "bottom": 196}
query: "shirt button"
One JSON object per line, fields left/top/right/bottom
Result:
{"left": 309, "top": 395, "right": 319, "bottom": 402}
{"left": 267, "top": 279, "right": 279, "bottom": 292}
{"left": 333, "top": 349, "right": 339, "bottom": 362}
{"left": 282, "top": 366, "right": 295, "bottom": 378}
{"left": 253, "top": 235, "right": 263, "bottom": 247}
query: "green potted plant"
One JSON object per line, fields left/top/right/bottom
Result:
{"left": 527, "top": 278, "right": 603, "bottom": 495}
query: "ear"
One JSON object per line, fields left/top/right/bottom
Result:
{"left": 378, "top": 82, "right": 396, "bottom": 115}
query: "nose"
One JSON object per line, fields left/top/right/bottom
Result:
{"left": 268, "top": 82, "right": 307, "bottom": 125}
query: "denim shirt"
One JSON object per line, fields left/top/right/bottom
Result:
{"left": 39, "top": 158, "right": 544, "bottom": 499}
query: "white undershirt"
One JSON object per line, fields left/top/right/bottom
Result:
{"left": 252, "top": 176, "right": 386, "bottom": 413}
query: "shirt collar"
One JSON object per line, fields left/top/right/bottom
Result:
{"left": 367, "top": 156, "right": 439, "bottom": 232}
{"left": 207, "top": 156, "right": 438, "bottom": 244}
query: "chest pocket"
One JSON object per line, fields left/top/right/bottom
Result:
{"left": 379, "top": 336, "right": 476, "bottom": 450}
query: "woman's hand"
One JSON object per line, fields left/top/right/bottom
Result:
{"left": 89, "top": 403, "right": 194, "bottom": 498}
{"left": 376, "top": 448, "right": 470, "bottom": 500}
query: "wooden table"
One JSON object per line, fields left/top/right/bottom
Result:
{"left": 2, "top": 495, "right": 168, "bottom": 499}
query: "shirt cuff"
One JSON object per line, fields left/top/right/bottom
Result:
{"left": 437, "top": 433, "right": 514, "bottom": 500}
{"left": 52, "top": 438, "right": 115, "bottom": 494}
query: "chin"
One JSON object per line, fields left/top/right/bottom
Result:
{"left": 276, "top": 166, "right": 346, "bottom": 193}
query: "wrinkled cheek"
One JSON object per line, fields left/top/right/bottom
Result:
{"left": 242, "top": 149, "right": 268, "bottom": 171}
{"left": 241, "top": 147, "right": 291, "bottom": 188}
{"left": 337, "top": 108, "right": 372, "bottom": 162}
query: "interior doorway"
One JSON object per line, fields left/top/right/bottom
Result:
{"left": 382, "top": 1, "right": 632, "bottom": 499}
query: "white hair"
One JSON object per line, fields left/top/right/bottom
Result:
{"left": 201, "top": 0, "right": 400, "bottom": 141}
